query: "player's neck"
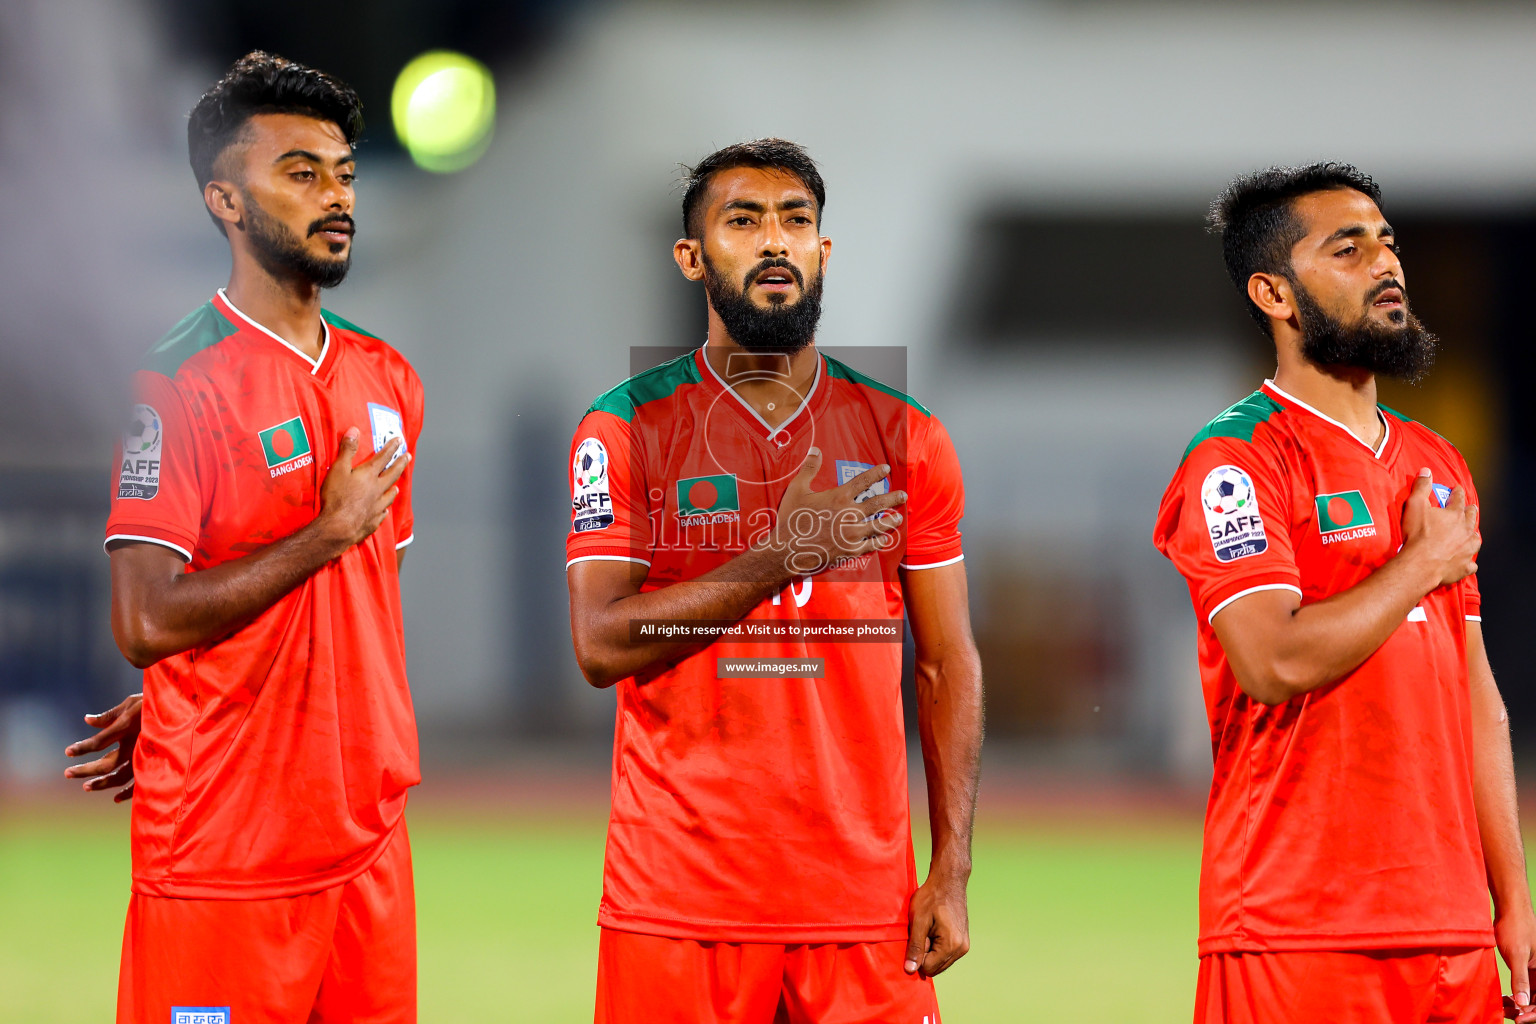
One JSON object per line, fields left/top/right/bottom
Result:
{"left": 223, "top": 261, "right": 326, "bottom": 361}
{"left": 703, "top": 331, "right": 820, "bottom": 430}
{"left": 1272, "top": 356, "right": 1384, "bottom": 452}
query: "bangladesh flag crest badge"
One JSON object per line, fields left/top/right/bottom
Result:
{"left": 676, "top": 473, "right": 739, "bottom": 519}
{"left": 1315, "top": 489, "right": 1376, "bottom": 544}
{"left": 258, "top": 416, "right": 314, "bottom": 477}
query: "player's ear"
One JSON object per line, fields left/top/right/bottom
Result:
{"left": 673, "top": 238, "right": 705, "bottom": 282}
{"left": 1247, "top": 272, "right": 1293, "bottom": 327}
{"left": 205, "top": 179, "right": 243, "bottom": 231}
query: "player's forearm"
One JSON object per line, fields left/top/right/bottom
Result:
{"left": 572, "top": 542, "right": 797, "bottom": 687}
{"left": 915, "top": 646, "right": 983, "bottom": 880}
{"left": 112, "top": 522, "right": 348, "bottom": 668}
{"left": 1476, "top": 728, "right": 1531, "bottom": 918}
{"left": 1229, "top": 548, "right": 1441, "bottom": 704}
{"left": 1469, "top": 645, "right": 1532, "bottom": 916}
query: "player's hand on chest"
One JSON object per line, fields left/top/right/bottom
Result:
{"left": 201, "top": 367, "right": 407, "bottom": 544}
{"left": 644, "top": 432, "right": 900, "bottom": 601}
{"left": 1296, "top": 450, "right": 1461, "bottom": 573}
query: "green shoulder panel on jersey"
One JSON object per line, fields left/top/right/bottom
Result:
{"left": 1181, "top": 391, "right": 1284, "bottom": 463}
{"left": 140, "top": 302, "right": 241, "bottom": 376}
{"left": 320, "top": 308, "right": 384, "bottom": 340}
{"left": 822, "top": 355, "right": 931, "bottom": 416}
{"left": 1380, "top": 402, "right": 1459, "bottom": 449}
{"left": 587, "top": 351, "right": 702, "bottom": 423}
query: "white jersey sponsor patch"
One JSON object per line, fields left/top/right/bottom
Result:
{"left": 1200, "top": 464, "right": 1268, "bottom": 562}
{"left": 572, "top": 436, "right": 613, "bottom": 532}
{"left": 368, "top": 402, "right": 406, "bottom": 466}
{"left": 835, "top": 459, "right": 889, "bottom": 503}
{"left": 172, "top": 1009, "right": 230, "bottom": 1024}
{"left": 118, "top": 404, "right": 162, "bottom": 500}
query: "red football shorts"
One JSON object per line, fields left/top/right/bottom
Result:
{"left": 117, "top": 820, "right": 415, "bottom": 1024}
{"left": 1195, "top": 947, "right": 1502, "bottom": 1024}
{"left": 595, "top": 928, "right": 941, "bottom": 1024}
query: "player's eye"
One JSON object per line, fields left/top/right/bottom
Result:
{"left": 1334, "top": 244, "right": 1356, "bottom": 257}
{"left": 338, "top": 173, "right": 356, "bottom": 185}
{"left": 729, "top": 216, "right": 753, "bottom": 226}
{"left": 291, "top": 170, "right": 315, "bottom": 181}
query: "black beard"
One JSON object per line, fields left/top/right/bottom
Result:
{"left": 243, "top": 193, "right": 352, "bottom": 289}
{"left": 1293, "top": 279, "right": 1437, "bottom": 382}
{"left": 702, "top": 253, "right": 823, "bottom": 354}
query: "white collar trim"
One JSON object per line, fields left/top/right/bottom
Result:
{"left": 1263, "top": 379, "right": 1389, "bottom": 458}
{"left": 701, "top": 344, "right": 822, "bottom": 441}
{"left": 217, "top": 288, "right": 330, "bottom": 375}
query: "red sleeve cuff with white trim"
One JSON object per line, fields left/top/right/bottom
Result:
{"left": 1202, "top": 577, "right": 1303, "bottom": 624}
{"left": 104, "top": 525, "right": 196, "bottom": 563}
{"left": 899, "top": 553, "right": 965, "bottom": 571}
{"left": 567, "top": 552, "right": 652, "bottom": 569}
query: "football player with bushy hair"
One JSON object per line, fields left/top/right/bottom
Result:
{"left": 1156, "top": 164, "right": 1534, "bottom": 1024}
{"left": 70, "top": 52, "right": 423, "bottom": 1023}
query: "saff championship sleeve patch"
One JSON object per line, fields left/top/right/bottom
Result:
{"left": 1200, "top": 464, "right": 1268, "bottom": 562}
{"left": 118, "top": 404, "right": 162, "bottom": 500}
{"left": 571, "top": 436, "right": 614, "bottom": 532}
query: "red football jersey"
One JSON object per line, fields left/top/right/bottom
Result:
{"left": 105, "top": 289, "right": 423, "bottom": 899}
{"left": 1153, "top": 379, "right": 1490, "bottom": 955}
{"left": 566, "top": 347, "right": 965, "bottom": 942}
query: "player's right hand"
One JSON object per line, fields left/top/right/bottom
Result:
{"left": 1400, "top": 468, "right": 1480, "bottom": 588}
{"left": 64, "top": 693, "right": 143, "bottom": 803}
{"left": 314, "top": 429, "right": 410, "bottom": 552}
{"left": 770, "top": 447, "right": 907, "bottom": 575}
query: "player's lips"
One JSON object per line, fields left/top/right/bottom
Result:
{"left": 753, "top": 268, "right": 798, "bottom": 291}
{"left": 1371, "top": 287, "right": 1403, "bottom": 308}
{"left": 309, "top": 217, "right": 355, "bottom": 244}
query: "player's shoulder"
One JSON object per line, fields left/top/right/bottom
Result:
{"left": 585, "top": 350, "right": 702, "bottom": 423}
{"left": 1381, "top": 403, "right": 1466, "bottom": 463}
{"left": 323, "top": 308, "right": 421, "bottom": 396}
{"left": 321, "top": 306, "right": 386, "bottom": 345}
{"left": 822, "top": 353, "right": 933, "bottom": 418}
{"left": 140, "top": 300, "right": 242, "bottom": 378}
{"left": 322, "top": 308, "right": 409, "bottom": 365}
{"left": 1156, "top": 390, "right": 1290, "bottom": 547}
{"left": 1180, "top": 389, "right": 1289, "bottom": 467}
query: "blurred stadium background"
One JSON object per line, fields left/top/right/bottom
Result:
{"left": 3, "top": 1, "right": 1536, "bottom": 1020}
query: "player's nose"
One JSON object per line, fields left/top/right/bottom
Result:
{"left": 1373, "top": 241, "right": 1401, "bottom": 279}
{"left": 758, "top": 219, "right": 789, "bottom": 257}
{"left": 321, "top": 175, "right": 352, "bottom": 210}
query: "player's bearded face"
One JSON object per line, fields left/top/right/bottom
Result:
{"left": 1292, "top": 277, "right": 1437, "bottom": 382}
{"left": 242, "top": 191, "right": 353, "bottom": 289}
{"left": 702, "top": 250, "right": 824, "bottom": 354}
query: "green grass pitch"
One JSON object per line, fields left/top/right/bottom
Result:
{"left": 1, "top": 807, "right": 1212, "bottom": 1021}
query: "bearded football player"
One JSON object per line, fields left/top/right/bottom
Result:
{"left": 67, "top": 52, "right": 423, "bottom": 1022}
{"left": 565, "top": 139, "right": 983, "bottom": 1023}
{"left": 1154, "top": 163, "right": 1536, "bottom": 1024}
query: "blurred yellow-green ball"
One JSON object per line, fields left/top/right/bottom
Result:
{"left": 391, "top": 52, "right": 496, "bottom": 173}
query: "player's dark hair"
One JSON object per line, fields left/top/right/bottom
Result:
{"left": 187, "top": 51, "right": 363, "bottom": 231}
{"left": 1208, "top": 162, "right": 1384, "bottom": 337}
{"left": 680, "top": 139, "right": 826, "bottom": 239}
